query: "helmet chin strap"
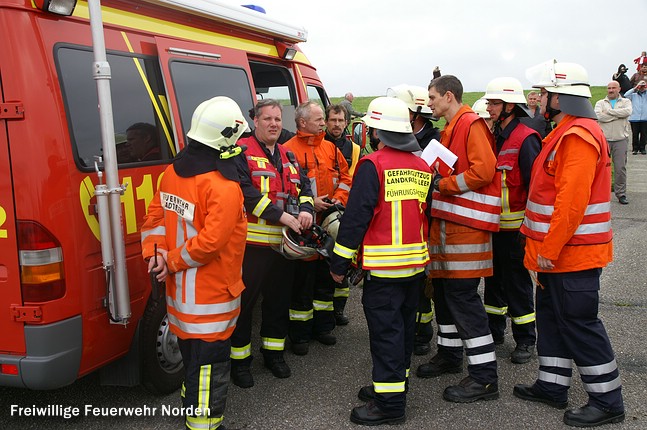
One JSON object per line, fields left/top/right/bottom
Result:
{"left": 410, "top": 106, "right": 421, "bottom": 126}
{"left": 544, "top": 92, "right": 561, "bottom": 120}
{"left": 368, "top": 127, "right": 381, "bottom": 151}
{"left": 493, "top": 102, "right": 512, "bottom": 137}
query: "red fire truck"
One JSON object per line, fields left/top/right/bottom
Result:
{"left": 0, "top": 0, "right": 330, "bottom": 393}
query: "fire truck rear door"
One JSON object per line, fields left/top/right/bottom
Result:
{"left": 0, "top": 72, "right": 27, "bottom": 354}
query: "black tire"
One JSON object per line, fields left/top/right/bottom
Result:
{"left": 140, "top": 296, "right": 184, "bottom": 394}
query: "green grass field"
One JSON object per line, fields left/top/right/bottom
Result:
{"left": 331, "top": 86, "right": 608, "bottom": 128}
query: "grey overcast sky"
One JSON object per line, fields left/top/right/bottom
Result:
{"left": 251, "top": 0, "right": 646, "bottom": 97}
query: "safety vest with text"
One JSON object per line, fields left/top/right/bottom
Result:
{"left": 521, "top": 117, "right": 612, "bottom": 245}
{"left": 360, "top": 146, "right": 432, "bottom": 278}
{"left": 242, "top": 136, "right": 302, "bottom": 246}
{"left": 431, "top": 111, "right": 501, "bottom": 232}
{"left": 497, "top": 123, "right": 539, "bottom": 230}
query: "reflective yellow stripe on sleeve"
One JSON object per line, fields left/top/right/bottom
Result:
{"left": 333, "top": 242, "right": 356, "bottom": 259}
{"left": 252, "top": 195, "right": 272, "bottom": 217}
{"left": 299, "top": 196, "right": 314, "bottom": 206}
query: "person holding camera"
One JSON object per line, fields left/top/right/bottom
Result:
{"left": 623, "top": 80, "right": 647, "bottom": 155}
{"left": 612, "top": 64, "right": 632, "bottom": 96}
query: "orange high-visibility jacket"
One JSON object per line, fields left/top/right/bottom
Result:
{"left": 522, "top": 116, "right": 613, "bottom": 273}
{"left": 141, "top": 165, "right": 247, "bottom": 342}
{"left": 429, "top": 105, "right": 498, "bottom": 279}
{"left": 284, "top": 130, "right": 352, "bottom": 208}
{"left": 431, "top": 107, "right": 501, "bottom": 232}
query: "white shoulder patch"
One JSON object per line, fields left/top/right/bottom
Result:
{"left": 160, "top": 192, "right": 195, "bottom": 222}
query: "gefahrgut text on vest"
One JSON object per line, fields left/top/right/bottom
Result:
{"left": 383, "top": 169, "right": 431, "bottom": 202}
{"left": 160, "top": 192, "right": 195, "bottom": 221}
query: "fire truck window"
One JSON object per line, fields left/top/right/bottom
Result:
{"left": 306, "top": 85, "right": 330, "bottom": 111}
{"left": 249, "top": 62, "right": 297, "bottom": 132}
{"left": 170, "top": 61, "right": 255, "bottom": 141}
{"left": 56, "top": 46, "right": 174, "bottom": 169}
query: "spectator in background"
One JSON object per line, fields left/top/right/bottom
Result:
{"left": 612, "top": 64, "right": 632, "bottom": 96}
{"left": 629, "top": 63, "right": 647, "bottom": 87}
{"left": 125, "top": 122, "right": 161, "bottom": 162}
{"left": 624, "top": 80, "right": 647, "bottom": 155}
{"left": 633, "top": 51, "right": 647, "bottom": 72}
{"left": 595, "top": 81, "right": 632, "bottom": 204}
{"left": 340, "top": 92, "right": 365, "bottom": 123}
{"left": 520, "top": 91, "right": 551, "bottom": 138}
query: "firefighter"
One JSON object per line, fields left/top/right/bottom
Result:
{"left": 329, "top": 96, "right": 431, "bottom": 425}
{"left": 324, "top": 103, "right": 362, "bottom": 326}
{"left": 230, "top": 99, "right": 314, "bottom": 388}
{"left": 472, "top": 98, "right": 494, "bottom": 131}
{"left": 514, "top": 60, "right": 625, "bottom": 427}
{"left": 387, "top": 84, "right": 441, "bottom": 356}
{"left": 482, "top": 77, "right": 541, "bottom": 364}
{"left": 284, "top": 101, "right": 352, "bottom": 355}
{"left": 387, "top": 84, "right": 441, "bottom": 150}
{"left": 140, "top": 96, "right": 248, "bottom": 430}
{"left": 417, "top": 75, "right": 500, "bottom": 403}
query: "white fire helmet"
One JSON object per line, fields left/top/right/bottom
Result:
{"left": 472, "top": 98, "right": 490, "bottom": 119}
{"left": 483, "top": 77, "right": 527, "bottom": 104}
{"left": 361, "top": 97, "right": 413, "bottom": 133}
{"left": 321, "top": 204, "right": 344, "bottom": 242}
{"left": 526, "top": 59, "right": 591, "bottom": 98}
{"left": 277, "top": 226, "right": 320, "bottom": 260}
{"left": 186, "top": 96, "right": 249, "bottom": 150}
{"left": 386, "top": 84, "right": 433, "bottom": 115}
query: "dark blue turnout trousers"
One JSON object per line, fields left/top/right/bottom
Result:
{"left": 179, "top": 338, "right": 230, "bottom": 429}
{"left": 289, "top": 258, "right": 336, "bottom": 343}
{"left": 533, "top": 269, "right": 624, "bottom": 412}
{"left": 484, "top": 230, "right": 536, "bottom": 346}
{"left": 362, "top": 274, "right": 423, "bottom": 416}
{"left": 433, "top": 277, "right": 498, "bottom": 385}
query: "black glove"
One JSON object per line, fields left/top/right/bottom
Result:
{"left": 433, "top": 174, "right": 443, "bottom": 191}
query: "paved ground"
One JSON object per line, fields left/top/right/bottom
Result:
{"left": 1, "top": 154, "right": 646, "bottom": 430}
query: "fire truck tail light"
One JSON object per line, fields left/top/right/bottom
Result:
{"left": 21, "top": 262, "right": 64, "bottom": 284}
{"left": 17, "top": 221, "right": 66, "bottom": 303}
{"left": 34, "top": 0, "right": 77, "bottom": 16}
{"left": 1, "top": 364, "right": 19, "bottom": 376}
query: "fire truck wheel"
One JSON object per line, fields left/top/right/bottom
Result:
{"left": 140, "top": 296, "right": 184, "bottom": 394}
